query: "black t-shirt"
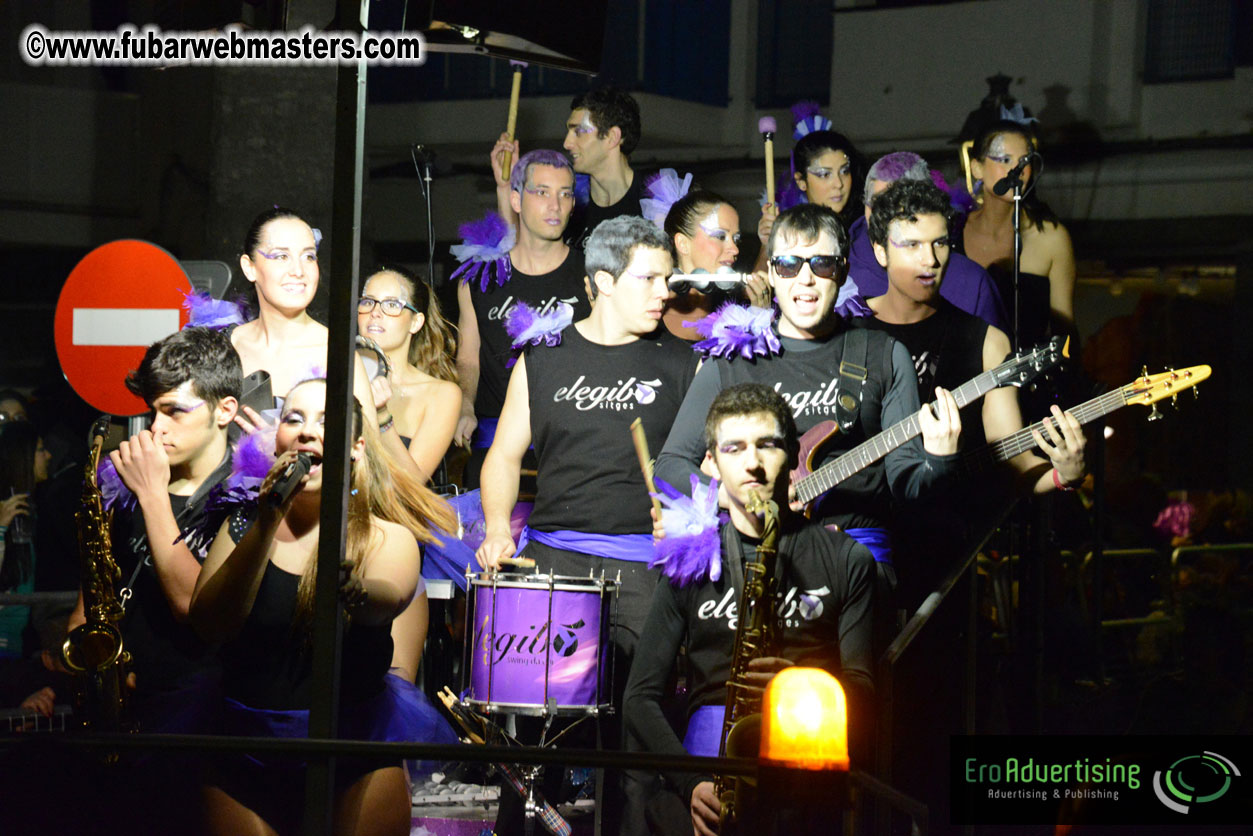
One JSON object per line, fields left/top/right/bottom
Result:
{"left": 623, "top": 520, "right": 876, "bottom": 800}
{"left": 471, "top": 250, "right": 590, "bottom": 420}
{"left": 569, "top": 168, "right": 649, "bottom": 250}
{"left": 655, "top": 327, "right": 955, "bottom": 531}
{"left": 852, "top": 301, "right": 991, "bottom": 448}
{"left": 220, "top": 513, "right": 393, "bottom": 710}
{"left": 115, "top": 493, "right": 217, "bottom": 697}
{"left": 525, "top": 324, "right": 699, "bottom": 535}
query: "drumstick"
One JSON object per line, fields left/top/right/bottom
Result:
{"left": 501, "top": 61, "right": 527, "bottom": 182}
{"left": 759, "top": 116, "right": 778, "bottom": 205}
{"left": 498, "top": 555, "right": 536, "bottom": 569}
{"left": 630, "top": 417, "right": 663, "bottom": 518}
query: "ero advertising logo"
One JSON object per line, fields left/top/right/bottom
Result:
{"left": 1153, "top": 751, "right": 1240, "bottom": 814}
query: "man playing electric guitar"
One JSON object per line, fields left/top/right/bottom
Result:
{"left": 655, "top": 202, "right": 963, "bottom": 592}
{"left": 849, "top": 179, "right": 1086, "bottom": 603}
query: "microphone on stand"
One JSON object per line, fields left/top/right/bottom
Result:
{"left": 992, "top": 153, "right": 1037, "bottom": 196}
{"left": 266, "top": 452, "right": 313, "bottom": 508}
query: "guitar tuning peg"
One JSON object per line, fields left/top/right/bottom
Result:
{"left": 1148, "top": 403, "right": 1163, "bottom": 422}
{"left": 1172, "top": 394, "right": 1179, "bottom": 409}
{"left": 1193, "top": 386, "right": 1199, "bottom": 400}
{"left": 1140, "top": 365, "right": 1150, "bottom": 384}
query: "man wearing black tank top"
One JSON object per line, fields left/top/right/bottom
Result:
{"left": 64, "top": 327, "right": 240, "bottom": 830}
{"left": 476, "top": 216, "right": 699, "bottom": 836}
{"left": 853, "top": 180, "right": 1086, "bottom": 602}
{"left": 656, "top": 203, "right": 962, "bottom": 589}
{"left": 455, "top": 149, "right": 590, "bottom": 486}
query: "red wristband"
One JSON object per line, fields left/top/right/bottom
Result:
{"left": 1052, "top": 468, "right": 1076, "bottom": 492}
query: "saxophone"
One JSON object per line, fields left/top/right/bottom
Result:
{"left": 61, "top": 416, "right": 131, "bottom": 734}
{"left": 715, "top": 489, "right": 781, "bottom": 830}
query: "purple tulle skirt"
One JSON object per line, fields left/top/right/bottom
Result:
{"left": 223, "top": 671, "right": 459, "bottom": 772}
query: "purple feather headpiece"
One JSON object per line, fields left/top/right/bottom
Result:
{"left": 687, "top": 303, "right": 781, "bottom": 361}
{"left": 640, "top": 169, "right": 693, "bottom": 229}
{"left": 650, "top": 475, "right": 725, "bottom": 587}
{"left": 791, "top": 100, "right": 832, "bottom": 140}
{"left": 181, "top": 290, "right": 248, "bottom": 330}
{"left": 999, "top": 103, "right": 1038, "bottom": 126}
{"left": 98, "top": 458, "right": 136, "bottom": 513}
{"left": 226, "top": 424, "right": 278, "bottom": 493}
{"left": 449, "top": 212, "right": 516, "bottom": 292}
{"left": 503, "top": 300, "right": 573, "bottom": 367}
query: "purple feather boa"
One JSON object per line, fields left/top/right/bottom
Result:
{"left": 503, "top": 301, "right": 573, "bottom": 367}
{"left": 641, "top": 169, "right": 693, "bottom": 229}
{"left": 650, "top": 475, "right": 725, "bottom": 587}
{"left": 449, "top": 212, "right": 516, "bottom": 292}
{"left": 687, "top": 303, "right": 781, "bottom": 360}
{"left": 181, "top": 290, "right": 247, "bottom": 330}
{"left": 930, "top": 170, "right": 976, "bottom": 215}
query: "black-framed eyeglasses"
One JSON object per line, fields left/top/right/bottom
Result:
{"left": 769, "top": 254, "right": 847, "bottom": 279}
{"left": 358, "top": 296, "right": 418, "bottom": 316}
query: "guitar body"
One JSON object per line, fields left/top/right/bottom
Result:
{"left": 791, "top": 420, "right": 839, "bottom": 516}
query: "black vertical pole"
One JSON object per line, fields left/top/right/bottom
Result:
{"left": 303, "top": 2, "right": 369, "bottom": 834}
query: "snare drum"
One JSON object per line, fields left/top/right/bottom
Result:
{"left": 464, "top": 572, "right": 617, "bottom": 716}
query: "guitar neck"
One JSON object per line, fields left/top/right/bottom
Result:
{"left": 794, "top": 367, "right": 1004, "bottom": 504}
{"left": 966, "top": 387, "right": 1129, "bottom": 470}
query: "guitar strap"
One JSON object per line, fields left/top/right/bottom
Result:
{"left": 835, "top": 328, "right": 869, "bottom": 433}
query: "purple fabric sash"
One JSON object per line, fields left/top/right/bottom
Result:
{"left": 683, "top": 704, "right": 726, "bottom": 757}
{"left": 471, "top": 417, "right": 499, "bottom": 450}
{"left": 521, "top": 527, "right": 654, "bottom": 563}
{"left": 842, "top": 526, "right": 894, "bottom": 566}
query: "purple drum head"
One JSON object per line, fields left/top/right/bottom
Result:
{"left": 468, "top": 575, "right": 608, "bottom": 712}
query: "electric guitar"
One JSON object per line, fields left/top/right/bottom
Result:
{"left": 962, "top": 365, "right": 1211, "bottom": 474}
{"left": 792, "top": 336, "right": 1069, "bottom": 508}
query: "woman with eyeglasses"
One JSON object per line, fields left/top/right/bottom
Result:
{"left": 958, "top": 119, "right": 1075, "bottom": 350}
{"left": 661, "top": 190, "right": 771, "bottom": 341}
{"left": 231, "top": 207, "right": 377, "bottom": 427}
{"left": 357, "top": 267, "right": 460, "bottom": 486}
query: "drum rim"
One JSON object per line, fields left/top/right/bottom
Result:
{"left": 467, "top": 571, "right": 618, "bottom": 592}
{"left": 463, "top": 697, "right": 613, "bottom": 717}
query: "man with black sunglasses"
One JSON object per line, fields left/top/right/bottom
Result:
{"left": 656, "top": 203, "right": 963, "bottom": 595}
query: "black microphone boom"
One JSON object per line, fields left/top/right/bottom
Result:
{"left": 267, "top": 452, "right": 313, "bottom": 508}
{"left": 992, "top": 154, "right": 1034, "bottom": 196}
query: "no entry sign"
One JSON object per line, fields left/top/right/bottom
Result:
{"left": 54, "top": 240, "right": 192, "bottom": 416}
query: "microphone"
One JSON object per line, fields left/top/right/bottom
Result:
{"left": 669, "top": 267, "right": 752, "bottom": 293}
{"left": 992, "top": 154, "right": 1035, "bottom": 196}
{"left": 267, "top": 452, "right": 313, "bottom": 508}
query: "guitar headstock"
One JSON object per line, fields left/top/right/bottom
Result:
{"left": 1122, "top": 365, "right": 1211, "bottom": 412}
{"left": 993, "top": 335, "right": 1070, "bottom": 389}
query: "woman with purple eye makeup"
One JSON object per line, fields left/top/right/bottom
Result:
{"left": 231, "top": 207, "right": 377, "bottom": 429}
{"left": 959, "top": 120, "right": 1075, "bottom": 350}
{"left": 660, "top": 190, "right": 771, "bottom": 341}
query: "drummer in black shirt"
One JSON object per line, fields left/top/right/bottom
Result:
{"left": 476, "top": 215, "right": 699, "bottom": 835}
{"left": 624, "top": 383, "right": 875, "bottom": 836}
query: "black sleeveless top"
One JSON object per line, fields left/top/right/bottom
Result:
{"left": 471, "top": 251, "right": 590, "bottom": 420}
{"left": 851, "top": 301, "right": 991, "bottom": 450}
{"left": 525, "top": 325, "right": 699, "bottom": 534}
{"left": 569, "top": 169, "right": 649, "bottom": 250}
{"left": 221, "top": 511, "right": 393, "bottom": 710}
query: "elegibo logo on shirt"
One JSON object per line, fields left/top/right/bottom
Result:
{"left": 488, "top": 295, "right": 578, "bottom": 322}
{"left": 696, "top": 584, "right": 831, "bottom": 630}
{"left": 553, "top": 376, "right": 663, "bottom": 412}
{"left": 772, "top": 379, "right": 844, "bottom": 418}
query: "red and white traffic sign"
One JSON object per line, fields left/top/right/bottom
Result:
{"left": 54, "top": 240, "right": 192, "bottom": 416}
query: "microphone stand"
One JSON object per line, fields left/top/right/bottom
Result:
{"left": 1011, "top": 176, "right": 1022, "bottom": 353}
{"left": 411, "top": 143, "right": 449, "bottom": 487}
